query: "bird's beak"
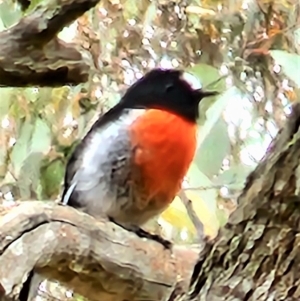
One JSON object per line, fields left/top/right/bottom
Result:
{"left": 194, "top": 89, "right": 219, "bottom": 100}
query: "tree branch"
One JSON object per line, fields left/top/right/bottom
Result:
{"left": 0, "top": 0, "right": 103, "bottom": 87}
{"left": 0, "top": 201, "right": 199, "bottom": 301}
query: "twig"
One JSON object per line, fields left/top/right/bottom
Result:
{"left": 178, "top": 190, "right": 206, "bottom": 246}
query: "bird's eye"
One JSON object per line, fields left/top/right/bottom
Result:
{"left": 165, "top": 83, "right": 175, "bottom": 92}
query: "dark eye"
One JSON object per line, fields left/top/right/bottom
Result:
{"left": 165, "top": 83, "right": 175, "bottom": 92}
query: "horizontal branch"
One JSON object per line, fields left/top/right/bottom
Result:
{"left": 0, "top": 201, "right": 199, "bottom": 301}
{"left": 0, "top": 0, "right": 102, "bottom": 87}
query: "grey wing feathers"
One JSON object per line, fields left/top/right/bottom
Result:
{"left": 60, "top": 110, "right": 138, "bottom": 217}
{"left": 61, "top": 182, "right": 76, "bottom": 205}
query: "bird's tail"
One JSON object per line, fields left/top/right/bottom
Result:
{"left": 61, "top": 182, "right": 77, "bottom": 205}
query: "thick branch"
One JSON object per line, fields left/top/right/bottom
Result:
{"left": 0, "top": 0, "right": 102, "bottom": 87}
{"left": 0, "top": 201, "right": 198, "bottom": 301}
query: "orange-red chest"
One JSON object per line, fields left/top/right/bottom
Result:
{"left": 129, "top": 109, "right": 198, "bottom": 205}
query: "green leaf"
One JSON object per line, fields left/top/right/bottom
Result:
{"left": 214, "top": 164, "right": 254, "bottom": 190}
{"left": 215, "top": 207, "right": 228, "bottom": 227}
{"left": 10, "top": 120, "right": 34, "bottom": 176}
{"left": 187, "top": 163, "right": 217, "bottom": 214}
{"left": 0, "top": 88, "right": 14, "bottom": 119}
{"left": 193, "top": 87, "right": 240, "bottom": 177}
{"left": 143, "top": 1, "right": 157, "bottom": 27}
{"left": 0, "top": 16, "right": 5, "bottom": 31}
{"left": 198, "top": 87, "right": 240, "bottom": 147}
{"left": 0, "top": 2, "right": 22, "bottom": 28}
{"left": 195, "top": 118, "right": 230, "bottom": 178}
{"left": 9, "top": 95, "right": 27, "bottom": 120}
{"left": 23, "top": 88, "right": 40, "bottom": 103}
{"left": 18, "top": 152, "right": 43, "bottom": 199}
{"left": 123, "top": 0, "right": 139, "bottom": 20}
{"left": 270, "top": 50, "right": 300, "bottom": 88}
{"left": 30, "top": 118, "right": 52, "bottom": 154}
{"left": 33, "top": 88, "right": 55, "bottom": 115}
{"left": 40, "top": 159, "right": 65, "bottom": 199}
{"left": 47, "top": 87, "right": 72, "bottom": 126}
{"left": 187, "top": 64, "right": 227, "bottom": 125}
{"left": 25, "top": 0, "right": 43, "bottom": 13}
{"left": 187, "top": 63, "right": 226, "bottom": 92}
{"left": 10, "top": 117, "right": 50, "bottom": 193}
{"left": 187, "top": 14, "right": 201, "bottom": 30}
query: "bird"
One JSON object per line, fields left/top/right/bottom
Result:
{"left": 61, "top": 68, "right": 218, "bottom": 247}
{"left": 19, "top": 68, "right": 218, "bottom": 301}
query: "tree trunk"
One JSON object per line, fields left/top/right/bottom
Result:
{"left": 184, "top": 103, "right": 300, "bottom": 301}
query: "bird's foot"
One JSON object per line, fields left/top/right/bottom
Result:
{"left": 109, "top": 217, "right": 172, "bottom": 249}
{"left": 133, "top": 227, "right": 172, "bottom": 249}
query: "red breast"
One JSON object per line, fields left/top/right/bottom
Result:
{"left": 128, "top": 108, "right": 197, "bottom": 213}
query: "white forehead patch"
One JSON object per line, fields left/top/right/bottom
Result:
{"left": 181, "top": 72, "right": 202, "bottom": 90}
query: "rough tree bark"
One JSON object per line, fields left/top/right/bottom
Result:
{"left": 0, "top": 201, "right": 199, "bottom": 301}
{"left": 182, "top": 103, "right": 300, "bottom": 301}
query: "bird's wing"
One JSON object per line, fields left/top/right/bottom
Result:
{"left": 61, "top": 109, "right": 144, "bottom": 216}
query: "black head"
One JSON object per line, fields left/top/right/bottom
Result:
{"left": 119, "top": 68, "right": 218, "bottom": 122}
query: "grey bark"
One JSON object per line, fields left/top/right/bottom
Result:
{"left": 0, "top": 201, "right": 198, "bottom": 301}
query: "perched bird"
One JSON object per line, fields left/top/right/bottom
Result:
{"left": 19, "top": 68, "right": 217, "bottom": 301}
{"left": 61, "top": 68, "right": 217, "bottom": 247}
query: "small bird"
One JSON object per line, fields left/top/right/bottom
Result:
{"left": 20, "top": 68, "right": 217, "bottom": 301}
{"left": 61, "top": 68, "right": 217, "bottom": 247}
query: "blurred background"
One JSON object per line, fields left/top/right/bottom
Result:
{"left": 0, "top": 0, "right": 299, "bottom": 299}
